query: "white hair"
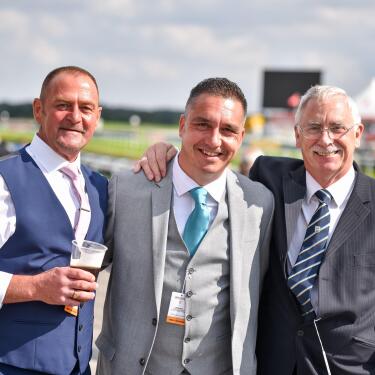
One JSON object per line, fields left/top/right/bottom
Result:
{"left": 295, "top": 85, "right": 361, "bottom": 125}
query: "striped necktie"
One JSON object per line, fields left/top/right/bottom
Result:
{"left": 287, "top": 189, "right": 332, "bottom": 319}
{"left": 183, "top": 187, "right": 210, "bottom": 257}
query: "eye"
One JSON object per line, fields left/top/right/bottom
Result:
{"left": 56, "top": 103, "right": 69, "bottom": 110}
{"left": 306, "top": 125, "right": 321, "bottom": 134}
{"left": 222, "top": 126, "right": 237, "bottom": 134}
{"left": 195, "top": 122, "right": 209, "bottom": 129}
{"left": 330, "top": 125, "right": 346, "bottom": 134}
{"left": 80, "top": 105, "right": 94, "bottom": 114}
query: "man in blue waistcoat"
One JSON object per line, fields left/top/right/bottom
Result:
{"left": 0, "top": 66, "right": 108, "bottom": 375}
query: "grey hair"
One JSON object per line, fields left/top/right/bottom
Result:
{"left": 295, "top": 85, "right": 361, "bottom": 125}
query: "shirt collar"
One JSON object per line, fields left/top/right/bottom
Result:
{"left": 306, "top": 166, "right": 356, "bottom": 208}
{"left": 172, "top": 153, "right": 227, "bottom": 203}
{"left": 26, "top": 133, "right": 81, "bottom": 174}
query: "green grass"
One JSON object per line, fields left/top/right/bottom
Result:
{"left": 0, "top": 125, "right": 157, "bottom": 160}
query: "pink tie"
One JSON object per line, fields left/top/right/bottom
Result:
{"left": 60, "top": 165, "right": 91, "bottom": 245}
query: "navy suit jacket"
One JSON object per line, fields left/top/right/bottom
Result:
{"left": 250, "top": 156, "right": 375, "bottom": 375}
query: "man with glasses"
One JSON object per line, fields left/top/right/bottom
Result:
{"left": 136, "top": 85, "right": 375, "bottom": 374}
{"left": 251, "top": 85, "right": 375, "bottom": 374}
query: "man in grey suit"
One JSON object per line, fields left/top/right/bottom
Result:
{"left": 96, "top": 78, "right": 274, "bottom": 375}
{"left": 141, "top": 85, "right": 375, "bottom": 374}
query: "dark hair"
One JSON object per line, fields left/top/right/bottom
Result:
{"left": 186, "top": 77, "right": 247, "bottom": 115}
{"left": 40, "top": 66, "right": 99, "bottom": 102}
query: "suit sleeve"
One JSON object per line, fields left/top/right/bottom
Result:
{"left": 102, "top": 174, "right": 117, "bottom": 269}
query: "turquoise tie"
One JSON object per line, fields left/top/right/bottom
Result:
{"left": 183, "top": 187, "right": 210, "bottom": 256}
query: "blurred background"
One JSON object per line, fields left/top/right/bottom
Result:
{"left": 1, "top": 0, "right": 375, "bottom": 177}
{"left": 1, "top": 1, "right": 375, "bottom": 369}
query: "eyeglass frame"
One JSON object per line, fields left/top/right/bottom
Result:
{"left": 296, "top": 123, "right": 357, "bottom": 140}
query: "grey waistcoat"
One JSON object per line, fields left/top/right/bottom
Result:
{"left": 146, "top": 193, "right": 232, "bottom": 375}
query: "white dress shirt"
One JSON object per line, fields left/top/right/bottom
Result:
{"left": 0, "top": 134, "right": 86, "bottom": 308}
{"left": 288, "top": 167, "right": 356, "bottom": 313}
{"left": 172, "top": 154, "right": 227, "bottom": 237}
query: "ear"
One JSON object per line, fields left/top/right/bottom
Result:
{"left": 32, "top": 98, "right": 43, "bottom": 125}
{"left": 294, "top": 125, "right": 301, "bottom": 148}
{"left": 96, "top": 106, "right": 103, "bottom": 128}
{"left": 355, "top": 123, "right": 364, "bottom": 148}
{"left": 178, "top": 114, "right": 186, "bottom": 137}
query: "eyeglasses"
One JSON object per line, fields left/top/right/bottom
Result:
{"left": 297, "top": 124, "right": 356, "bottom": 140}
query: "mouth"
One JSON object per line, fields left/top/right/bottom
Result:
{"left": 199, "top": 148, "right": 223, "bottom": 158}
{"left": 60, "top": 127, "right": 85, "bottom": 134}
{"left": 313, "top": 149, "right": 340, "bottom": 157}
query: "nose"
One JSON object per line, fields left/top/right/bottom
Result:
{"left": 67, "top": 104, "right": 82, "bottom": 123}
{"left": 207, "top": 128, "right": 221, "bottom": 147}
{"left": 318, "top": 128, "right": 334, "bottom": 144}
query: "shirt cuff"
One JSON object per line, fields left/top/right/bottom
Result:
{"left": 0, "top": 271, "right": 13, "bottom": 309}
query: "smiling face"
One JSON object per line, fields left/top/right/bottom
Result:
{"left": 178, "top": 93, "right": 245, "bottom": 185}
{"left": 33, "top": 71, "right": 102, "bottom": 161}
{"left": 295, "top": 95, "right": 364, "bottom": 187}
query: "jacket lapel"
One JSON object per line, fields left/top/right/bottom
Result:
{"left": 151, "top": 163, "right": 173, "bottom": 317}
{"left": 283, "top": 165, "right": 306, "bottom": 256}
{"left": 326, "top": 172, "right": 371, "bottom": 257}
{"left": 226, "top": 171, "right": 248, "bottom": 329}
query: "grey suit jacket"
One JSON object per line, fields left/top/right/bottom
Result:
{"left": 96, "top": 161, "right": 274, "bottom": 375}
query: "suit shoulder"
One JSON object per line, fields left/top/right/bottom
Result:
{"left": 232, "top": 170, "right": 274, "bottom": 206}
{"left": 253, "top": 155, "right": 303, "bottom": 171}
{"left": 249, "top": 155, "right": 303, "bottom": 185}
{"left": 111, "top": 168, "right": 155, "bottom": 193}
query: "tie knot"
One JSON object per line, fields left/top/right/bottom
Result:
{"left": 189, "top": 187, "right": 208, "bottom": 205}
{"left": 315, "top": 189, "right": 332, "bottom": 205}
{"left": 60, "top": 165, "right": 79, "bottom": 181}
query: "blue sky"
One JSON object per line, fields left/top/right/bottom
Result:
{"left": 0, "top": 0, "right": 374, "bottom": 112}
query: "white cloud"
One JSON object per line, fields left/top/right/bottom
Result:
{"left": 0, "top": 1, "right": 374, "bottom": 110}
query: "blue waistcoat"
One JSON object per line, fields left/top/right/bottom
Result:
{"left": 0, "top": 148, "right": 107, "bottom": 375}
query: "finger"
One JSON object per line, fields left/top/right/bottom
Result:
{"left": 139, "top": 156, "right": 157, "bottom": 182}
{"left": 132, "top": 160, "right": 141, "bottom": 173}
{"left": 67, "top": 267, "right": 96, "bottom": 282}
{"left": 166, "top": 145, "right": 178, "bottom": 166}
{"left": 154, "top": 145, "right": 169, "bottom": 178}
{"left": 145, "top": 148, "right": 161, "bottom": 182}
{"left": 71, "top": 280, "right": 98, "bottom": 292}
{"left": 71, "top": 290, "right": 96, "bottom": 302}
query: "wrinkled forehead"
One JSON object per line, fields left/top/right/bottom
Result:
{"left": 302, "top": 96, "right": 353, "bottom": 124}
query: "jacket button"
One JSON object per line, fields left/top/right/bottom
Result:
{"left": 297, "top": 330, "right": 304, "bottom": 336}
{"left": 184, "top": 358, "right": 190, "bottom": 364}
{"left": 184, "top": 337, "right": 191, "bottom": 343}
{"left": 188, "top": 268, "right": 195, "bottom": 275}
{"left": 139, "top": 358, "right": 146, "bottom": 366}
{"left": 152, "top": 318, "right": 157, "bottom": 326}
{"left": 77, "top": 345, "right": 81, "bottom": 353}
{"left": 186, "top": 291, "right": 193, "bottom": 298}
{"left": 186, "top": 315, "right": 192, "bottom": 321}
{"left": 78, "top": 324, "right": 83, "bottom": 331}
